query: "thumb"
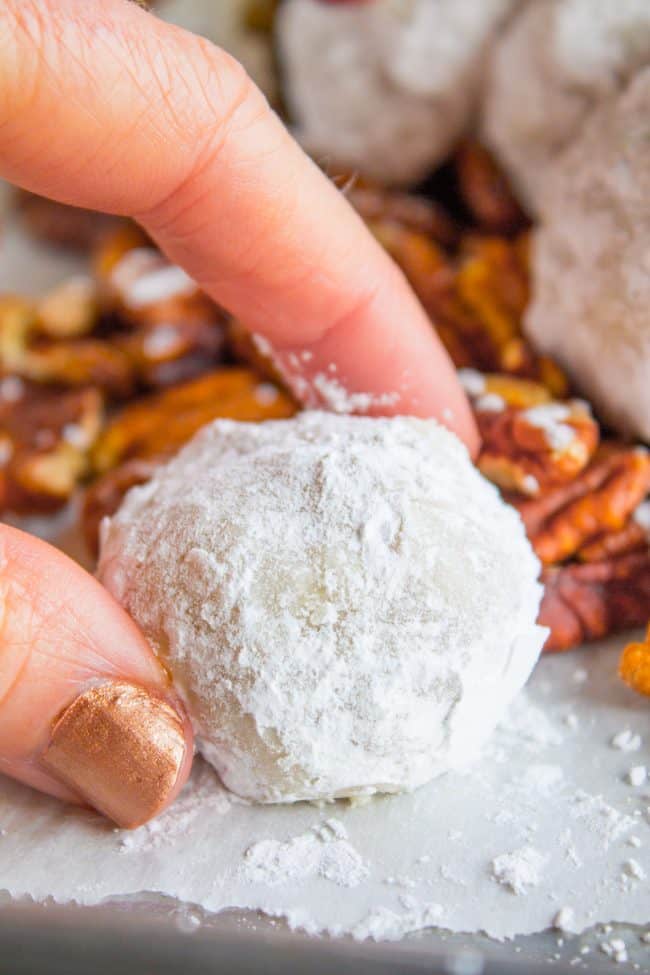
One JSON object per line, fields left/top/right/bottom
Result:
{"left": 0, "top": 524, "right": 193, "bottom": 828}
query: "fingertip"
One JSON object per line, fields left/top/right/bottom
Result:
{"left": 0, "top": 525, "right": 194, "bottom": 827}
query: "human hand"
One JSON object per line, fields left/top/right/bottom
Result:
{"left": 0, "top": 0, "right": 478, "bottom": 827}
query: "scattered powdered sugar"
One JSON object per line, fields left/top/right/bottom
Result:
{"left": 458, "top": 368, "right": 486, "bottom": 397}
{"left": 0, "top": 376, "right": 24, "bottom": 402}
{"left": 0, "top": 437, "right": 13, "bottom": 466}
{"left": 347, "top": 902, "right": 444, "bottom": 942}
{"left": 611, "top": 729, "right": 642, "bottom": 752}
{"left": 600, "top": 938, "right": 628, "bottom": 964}
{"left": 475, "top": 392, "right": 505, "bottom": 413}
{"left": 241, "top": 823, "right": 368, "bottom": 888}
{"left": 110, "top": 248, "right": 196, "bottom": 309}
{"left": 570, "top": 792, "right": 636, "bottom": 847}
{"left": 119, "top": 764, "right": 234, "bottom": 853}
{"left": 99, "top": 412, "right": 544, "bottom": 804}
{"left": 553, "top": 907, "right": 575, "bottom": 932}
{"left": 311, "top": 373, "right": 400, "bottom": 414}
{"left": 521, "top": 404, "right": 575, "bottom": 451}
{"left": 622, "top": 858, "right": 645, "bottom": 881}
{"left": 627, "top": 766, "right": 647, "bottom": 787}
{"left": 498, "top": 693, "right": 564, "bottom": 750}
{"left": 142, "top": 325, "right": 182, "bottom": 358}
{"left": 518, "top": 764, "right": 564, "bottom": 796}
{"left": 633, "top": 501, "right": 650, "bottom": 532}
{"left": 490, "top": 846, "right": 547, "bottom": 895}
{"left": 62, "top": 423, "right": 91, "bottom": 449}
{"left": 253, "top": 382, "right": 279, "bottom": 407}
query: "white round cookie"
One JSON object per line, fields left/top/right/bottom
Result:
{"left": 98, "top": 413, "right": 545, "bottom": 803}
{"left": 525, "top": 68, "right": 650, "bottom": 442}
{"left": 483, "top": 0, "right": 650, "bottom": 212}
{"left": 277, "top": 0, "right": 516, "bottom": 186}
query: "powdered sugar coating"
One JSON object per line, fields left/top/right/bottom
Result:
{"left": 483, "top": 0, "right": 650, "bottom": 212}
{"left": 277, "top": 0, "right": 516, "bottom": 186}
{"left": 98, "top": 413, "right": 545, "bottom": 803}
{"left": 525, "top": 68, "right": 650, "bottom": 441}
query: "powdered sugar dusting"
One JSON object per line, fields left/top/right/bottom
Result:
{"left": 491, "top": 846, "right": 547, "bottom": 895}
{"left": 311, "top": 373, "right": 400, "bottom": 414}
{"left": 99, "top": 412, "right": 544, "bottom": 804}
{"left": 241, "top": 824, "right": 368, "bottom": 888}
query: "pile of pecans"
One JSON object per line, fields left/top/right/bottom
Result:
{"left": 4, "top": 140, "right": 649, "bottom": 688}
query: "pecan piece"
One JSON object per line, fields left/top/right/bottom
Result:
{"left": 36, "top": 276, "right": 99, "bottom": 339}
{"left": 514, "top": 447, "right": 650, "bottom": 564}
{"left": 91, "top": 367, "right": 297, "bottom": 474}
{"left": 539, "top": 552, "right": 650, "bottom": 652}
{"left": 474, "top": 396, "right": 599, "bottom": 497}
{"left": 0, "top": 288, "right": 134, "bottom": 397}
{"left": 100, "top": 245, "right": 216, "bottom": 329}
{"left": 19, "top": 338, "right": 135, "bottom": 398}
{"left": 619, "top": 625, "right": 650, "bottom": 697}
{"left": 14, "top": 190, "right": 124, "bottom": 249}
{"left": 82, "top": 458, "right": 159, "bottom": 557}
{"left": 577, "top": 501, "right": 650, "bottom": 562}
{"left": 348, "top": 185, "right": 458, "bottom": 247}
{"left": 84, "top": 368, "right": 297, "bottom": 554}
{"left": 454, "top": 140, "right": 528, "bottom": 235}
{"left": 0, "top": 384, "right": 104, "bottom": 514}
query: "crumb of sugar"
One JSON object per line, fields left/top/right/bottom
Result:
{"left": 311, "top": 373, "right": 399, "bottom": 413}
{"left": 600, "top": 938, "right": 628, "bottom": 964}
{"left": 570, "top": 791, "right": 636, "bottom": 847}
{"left": 490, "top": 846, "right": 547, "bottom": 895}
{"left": 572, "top": 668, "right": 588, "bottom": 684}
{"left": 458, "top": 368, "right": 486, "bottom": 397}
{"left": 475, "top": 392, "right": 505, "bottom": 412}
{"left": 627, "top": 766, "right": 647, "bottom": 787}
{"left": 522, "top": 474, "right": 540, "bottom": 494}
{"left": 611, "top": 730, "right": 642, "bottom": 752}
{"left": 553, "top": 906, "right": 576, "bottom": 932}
{"left": 564, "top": 714, "right": 579, "bottom": 730}
{"left": 633, "top": 501, "right": 650, "bottom": 531}
{"left": 522, "top": 404, "right": 575, "bottom": 451}
{"left": 628, "top": 835, "right": 642, "bottom": 848}
{"left": 0, "top": 376, "right": 24, "bottom": 402}
{"left": 241, "top": 825, "right": 368, "bottom": 888}
{"left": 622, "top": 858, "right": 645, "bottom": 881}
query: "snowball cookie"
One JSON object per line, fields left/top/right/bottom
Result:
{"left": 277, "top": 0, "right": 518, "bottom": 186}
{"left": 525, "top": 68, "right": 650, "bottom": 442}
{"left": 482, "top": 0, "right": 650, "bottom": 213}
{"left": 98, "top": 413, "right": 546, "bottom": 804}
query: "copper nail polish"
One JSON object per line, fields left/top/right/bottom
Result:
{"left": 41, "top": 681, "right": 186, "bottom": 829}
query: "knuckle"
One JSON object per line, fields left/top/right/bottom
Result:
{"left": 136, "top": 38, "right": 266, "bottom": 228}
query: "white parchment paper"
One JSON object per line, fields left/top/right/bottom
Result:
{"left": 1, "top": 635, "right": 649, "bottom": 941}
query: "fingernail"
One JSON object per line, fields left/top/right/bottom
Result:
{"left": 41, "top": 681, "right": 186, "bottom": 829}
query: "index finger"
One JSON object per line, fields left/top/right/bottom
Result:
{"left": 0, "top": 0, "right": 478, "bottom": 451}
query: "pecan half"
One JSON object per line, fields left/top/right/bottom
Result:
{"left": 82, "top": 458, "right": 159, "bottom": 557}
{"left": 348, "top": 185, "right": 458, "bottom": 247}
{"left": 91, "top": 367, "right": 296, "bottom": 474}
{"left": 36, "top": 276, "right": 99, "bottom": 339}
{"left": 0, "top": 383, "right": 104, "bottom": 513}
{"left": 513, "top": 447, "right": 650, "bottom": 564}
{"left": 454, "top": 140, "right": 528, "bottom": 235}
{"left": 539, "top": 552, "right": 650, "bottom": 652}
{"left": 474, "top": 396, "right": 599, "bottom": 497}
{"left": 14, "top": 190, "right": 124, "bottom": 250}
{"left": 83, "top": 368, "right": 297, "bottom": 554}
{"left": 619, "top": 625, "right": 650, "bottom": 696}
